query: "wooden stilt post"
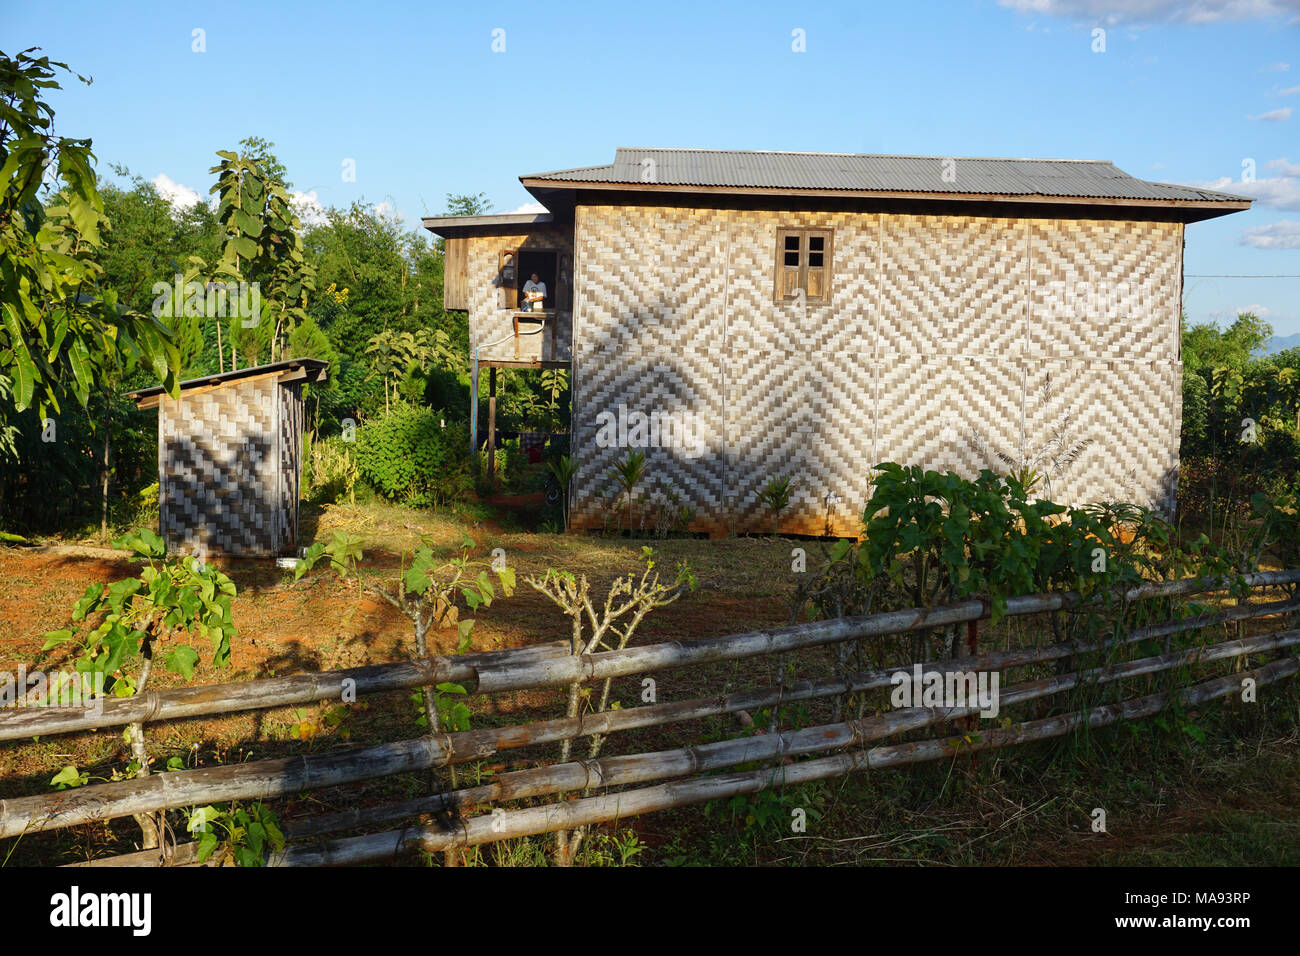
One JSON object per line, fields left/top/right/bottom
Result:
{"left": 488, "top": 366, "right": 497, "bottom": 483}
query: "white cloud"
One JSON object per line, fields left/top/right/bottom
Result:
{"left": 1189, "top": 159, "right": 1300, "bottom": 209}
{"left": 1241, "top": 219, "right": 1300, "bottom": 248}
{"left": 998, "top": 1, "right": 1300, "bottom": 25}
{"left": 1248, "top": 106, "right": 1294, "bottom": 121}
{"left": 1280, "top": 85, "right": 1300, "bottom": 94}
{"left": 504, "top": 201, "right": 548, "bottom": 214}
{"left": 1262, "top": 61, "right": 1293, "bottom": 71}
{"left": 152, "top": 173, "right": 201, "bottom": 211}
{"left": 291, "top": 190, "right": 328, "bottom": 228}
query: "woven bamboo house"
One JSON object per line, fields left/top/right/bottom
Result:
{"left": 130, "top": 359, "right": 329, "bottom": 557}
{"left": 425, "top": 148, "right": 1252, "bottom": 536}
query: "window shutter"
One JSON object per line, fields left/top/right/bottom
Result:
{"left": 805, "top": 232, "right": 831, "bottom": 300}
{"left": 776, "top": 232, "right": 802, "bottom": 299}
{"left": 498, "top": 249, "right": 517, "bottom": 309}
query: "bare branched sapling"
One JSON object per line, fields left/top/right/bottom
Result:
{"left": 527, "top": 547, "right": 695, "bottom": 864}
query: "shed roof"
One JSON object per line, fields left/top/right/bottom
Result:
{"left": 520, "top": 148, "right": 1251, "bottom": 217}
{"left": 129, "top": 358, "right": 329, "bottom": 409}
{"left": 421, "top": 211, "right": 553, "bottom": 236}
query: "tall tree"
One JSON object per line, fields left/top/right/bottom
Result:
{"left": 0, "top": 48, "right": 179, "bottom": 461}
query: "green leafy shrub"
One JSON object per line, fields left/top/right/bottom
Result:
{"left": 810, "top": 463, "right": 1245, "bottom": 625}
{"left": 354, "top": 403, "right": 471, "bottom": 506}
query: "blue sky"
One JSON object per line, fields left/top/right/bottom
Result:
{"left": 5, "top": 0, "right": 1299, "bottom": 336}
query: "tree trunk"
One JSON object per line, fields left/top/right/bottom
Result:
{"left": 100, "top": 429, "right": 111, "bottom": 543}
{"left": 127, "top": 655, "right": 159, "bottom": 850}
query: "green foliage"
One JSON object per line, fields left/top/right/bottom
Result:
{"left": 0, "top": 48, "right": 179, "bottom": 457}
{"left": 444, "top": 192, "right": 492, "bottom": 217}
{"left": 0, "top": 386, "right": 157, "bottom": 533}
{"left": 1182, "top": 312, "right": 1273, "bottom": 373}
{"left": 207, "top": 146, "right": 317, "bottom": 364}
{"left": 302, "top": 201, "right": 459, "bottom": 424}
{"left": 709, "top": 779, "right": 827, "bottom": 833}
{"left": 835, "top": 463, "right": 1244, "bottom": 624}
{"left": 295, "top": 530, "right": 364, "bottom": 584}
{"left": 412, "top": 683, "right": 471, "bottom": 732}
{"left": 609, "top": 449, "right": 647, "bottom": 536}
{"left": 49, "top": 765, "right": 90, "bottom": 790}
{"left": 401, "top": 538, "right": 515, "bottom": 614}
{"left": 758, "top": 476, "right": 794, "bottom": 535}
{"left": 354, "top": 402, "right": 471, "bottom": 506}
{"left": 366, "top": 327, "right": 457, "bottom": 410}
{"left": 40, "top": 529, "right": 236, "bottom": 692}
{"left": 1251, "top": 490, "right": 1300, "bottom": 573}
{"left": 547, "top": 453, "right": 576, "bottom": 530}
{"left": 189, "top": 801, "right": 285, "bottom": 866}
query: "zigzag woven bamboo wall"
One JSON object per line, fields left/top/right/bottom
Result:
{"left": 569, "top": 205, "right": 1183, "bottom": 536}
{"left": 158, "top": 375, "right": 304, "bottom": 556}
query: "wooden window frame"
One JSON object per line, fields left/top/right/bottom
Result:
{"left": 773, "top": 228, "right": 833, "bottom": 304}
{"left": 497, "top": 249, "right": 519, "bottom": 310}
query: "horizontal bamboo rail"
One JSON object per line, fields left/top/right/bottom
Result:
{"left": 7, "top": 592, "right": 1297, "bottom": 841}
{"left": 266, "top": 656, "right": 1300, "bottom": 865}
{"left": 69, "top": 627, "right": 1300, "bottom": 866}
{"left": 2, "top": 566, "right": 1291, "bottom": 863}
{"left": 6, "top": 569, "right": 1297, "bottom": 743}
{"left": 23, "top": 619, "right": 1294, "bottom": 848}
{"left": 279, "top": 627, "right": 1300, "bottom": 839}
{"left": 0, "top": 640, "right": 571, "bottom": 743}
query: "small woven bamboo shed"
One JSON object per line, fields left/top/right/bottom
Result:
{"left": 129, "top": 359, "right": 329, "bottom": 557}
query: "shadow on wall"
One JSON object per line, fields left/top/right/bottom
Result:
{"left": 162, "top": 434, "right": 285, "bottom": 557}
{"left": 567, "top": 304, "right": 1180, "bottom": 538}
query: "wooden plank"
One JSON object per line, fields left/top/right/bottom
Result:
{"left": 444, "top": 237, "right": 468, "bottom": 311}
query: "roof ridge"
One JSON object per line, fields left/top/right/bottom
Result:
{"left": 612, "top": 147, "right": 1115, "bottom": 164}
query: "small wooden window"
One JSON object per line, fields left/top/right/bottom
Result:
{"left": 774, "top": 229, "right": 833, "bottom": 303}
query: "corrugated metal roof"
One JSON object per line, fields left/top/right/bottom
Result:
{"left": 127, "top": 358, "right": 329, "bottom": 403}
{"left": 522, "top": 148, "right": 1251, "bottom": 204}
{"left": 421, "top": 212, "right": 552, "bottom": 232}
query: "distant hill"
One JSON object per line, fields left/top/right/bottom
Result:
{"left": 1262, "top": 333, "right": 1300, "bottom": 356}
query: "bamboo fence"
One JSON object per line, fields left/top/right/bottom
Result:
{"left": 2, "top": 567, "right": 1296, "bottom": 867}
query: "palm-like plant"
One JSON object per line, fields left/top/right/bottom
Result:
{"left": 547, "top": 454, "right": 577, "bottom": 532}
{"left": 758, "top": 476, "right": 795, "bottom": 536}
{"left": 609, "top": 450, "right": 647, "bottom": 536}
